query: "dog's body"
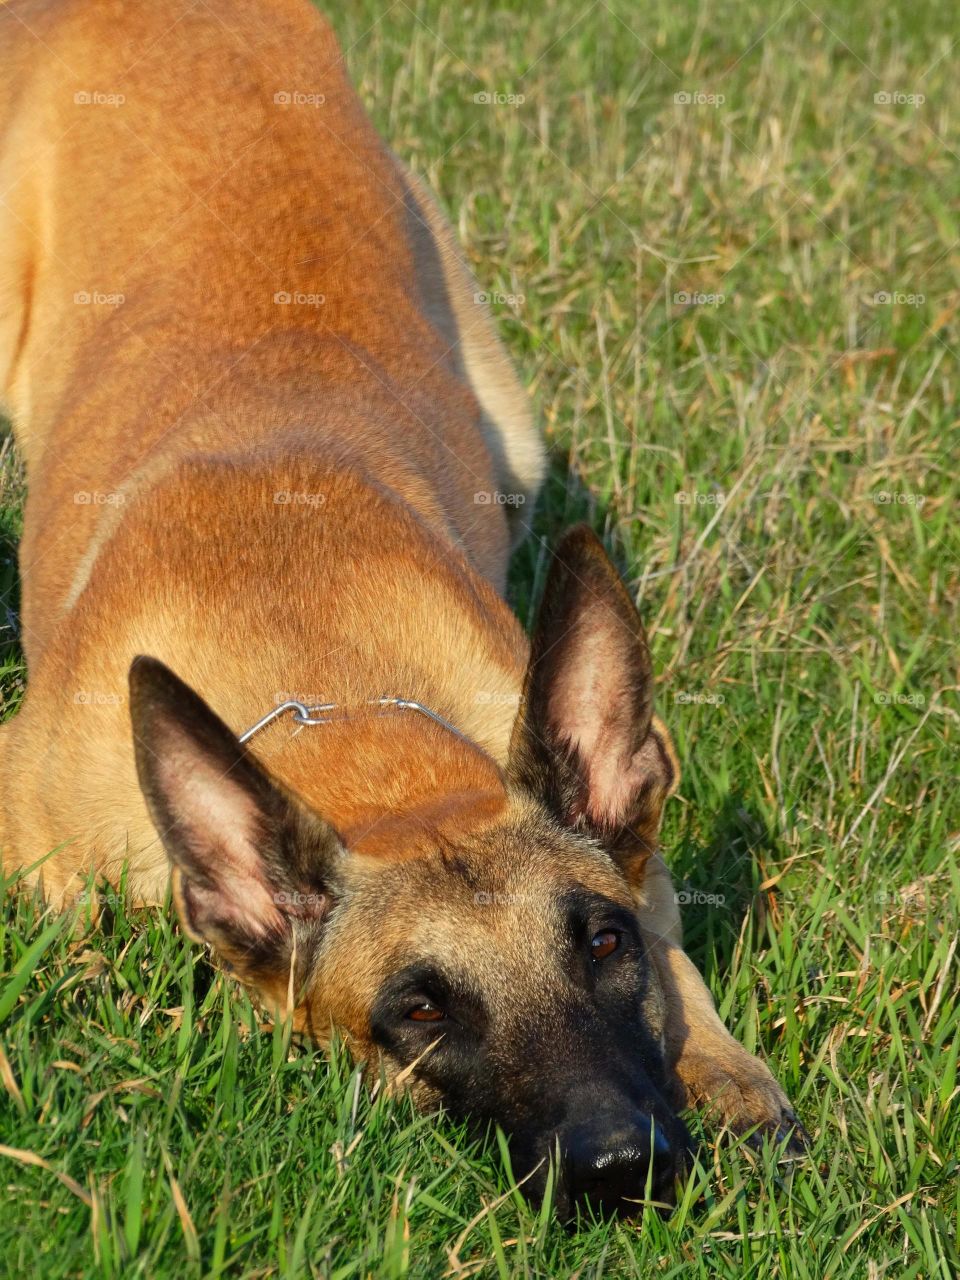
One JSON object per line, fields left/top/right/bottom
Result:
{"left": 0, "top": 0, "right": 541, "bottom": 895}
{"left": 0, "top": 0, "right": 799, "bottom": 1215}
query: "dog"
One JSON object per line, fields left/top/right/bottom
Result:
{"left": 0, "top": 0, "right": 802, "bottom": 1217}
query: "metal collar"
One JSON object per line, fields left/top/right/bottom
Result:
{"left": 239, "top": 695, "right": 469, "bottom": 746}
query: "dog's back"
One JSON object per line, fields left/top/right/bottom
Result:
{"left": 0, "top": 0, "right": 544, "bottom": 899}
{"left": 0, "top": 0, "right": 543, "bottom": 612}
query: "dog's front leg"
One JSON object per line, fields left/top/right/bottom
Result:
{"left": 635, "top": 854, "right": 804, "bottom": 1147}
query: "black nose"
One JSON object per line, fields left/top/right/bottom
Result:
{"left": 565, "top": 1116, "right": 679, "bottom": 1216}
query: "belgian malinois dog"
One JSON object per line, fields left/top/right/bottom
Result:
{"left": 0, "top": 0, "right": 802, "bottom": 1217}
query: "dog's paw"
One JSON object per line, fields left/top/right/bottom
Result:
{"left": 674, "top": 1051, "right": 807, "bottom": 1156}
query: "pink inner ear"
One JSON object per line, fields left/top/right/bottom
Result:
{"left": 158, "top": 747, "right": 285, "bottom": 938}
{"left": 546, "top": 605, "right": 647, "bottom": 827}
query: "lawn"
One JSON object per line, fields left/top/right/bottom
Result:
{"left": 1, "top": 0, "right": 959, "bottom": 1275}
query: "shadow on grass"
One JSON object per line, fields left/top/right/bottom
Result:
{"left": 0, "top": 422, "right": 24, "bottom": 718}
{"left": 507, "top": 442, "right": 628, "bottom": 625}
{"left": 667, "top": 791, "right": 787, "bottom": 988}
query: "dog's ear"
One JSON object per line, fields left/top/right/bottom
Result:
{"left": 128, "top": 656, "right": 346, "bottom": 1001}
{"left": 508, "top": 526, "right": 679, "bottom": 875}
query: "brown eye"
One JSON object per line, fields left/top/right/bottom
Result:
{"left": 591, "top": 930, "right": 620, "bottom": 960}
{"left": 407, "top": 1001, "right": 445, "bottom": 1022}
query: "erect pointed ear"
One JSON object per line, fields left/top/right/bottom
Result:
{"left": 508, "top": 526, "right": 679, "bottom": 876}
{"left": 128, "top": 656, "right": 346, "bottom": 1001}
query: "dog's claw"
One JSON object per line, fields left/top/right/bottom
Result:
{"left": 775, "top": 1112, "right": 811, "bottom": 1158}
{"left": 743, "top": 1110, "right": 810, "bottom": 1159}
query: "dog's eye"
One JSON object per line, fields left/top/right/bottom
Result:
{"left": 407, "top": 1001, "right": 445, "bottom": 1022}
{"left": 590, "top": 929, "right": 620, "bottom": 960}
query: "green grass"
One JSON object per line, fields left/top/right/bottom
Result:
{"left": 2, "top": 0, "right": 959, "bottom": 1274}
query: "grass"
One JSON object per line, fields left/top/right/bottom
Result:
{"left": 2, "top": 0, "right": 959, "bottom": 1274}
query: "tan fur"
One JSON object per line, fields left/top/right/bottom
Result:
{"left": 0, "top": 0, "right": 793, "bottom": 1143}
{"left": 635, "top": 856, "right": 795, "bottom": 1132}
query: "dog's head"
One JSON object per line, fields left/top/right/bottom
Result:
{"left": 129, "top": 527, "right": 688, "bottom": 1217}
